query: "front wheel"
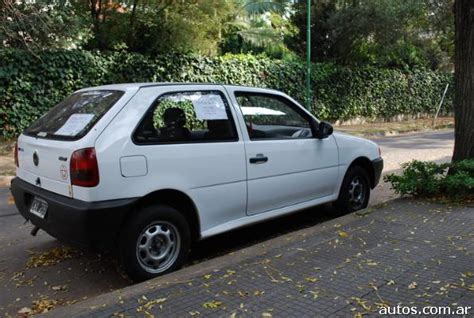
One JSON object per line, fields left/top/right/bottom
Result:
{"left": 335, "top": 166, "right": 370, "bottom": 213}
{"left": 119, "top": 205, "right": 191, "bottom": 282}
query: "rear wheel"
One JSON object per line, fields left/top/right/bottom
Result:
{"left": 335, "top": 166, "right": 370, "bottom": 213}
{"left": 119, "top": 205, "right": 190, "bottom": 282}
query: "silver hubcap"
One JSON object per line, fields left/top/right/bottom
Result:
{"left": 136, "top": 221, "right": 180, "bottom": 274}
{"left": 348, "top": 176, "right": 366, "bottom": 209}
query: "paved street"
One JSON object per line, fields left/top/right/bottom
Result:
{"left": 0, "top": 130, "right": 455, "bottom": 316}
{"left": 48, "top": 199, "right": 474, "bottom": 317}
{"left": 371, "top": 129, "right": 454, "bottom": 205}
{"left": 374, "top": 130, "right": 454, "bottom": 171}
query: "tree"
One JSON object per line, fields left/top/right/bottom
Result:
{"left": 0, "top": 0, "right": 89, "bottom": 50}
{"left": 452, "top": 0, "right": 474, "bottom": 161}
{"left": 287, "top": 0, "right": 454, "bottom": 69}
{"left": 81, "top": 0, "right": 233, "bottom": 55}
{"left": 221, "top": 0, "right": 296, "bottom": 58}
{"left": 425, "top": 0, "right": 455, "bottom": 71}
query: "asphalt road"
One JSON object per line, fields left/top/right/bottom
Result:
{"left": 370, "top": 129, "right": 454, "bottom": 204}
{"left": 0, "top": 129, "right": 454, "bottom": 317}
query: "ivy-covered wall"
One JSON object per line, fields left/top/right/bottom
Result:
{"left": 0, "top": 49, "right": 453, "bottom": 138}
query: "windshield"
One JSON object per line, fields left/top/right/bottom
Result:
{"left": 24, "top": 90, "right": 124, "bottom": 141}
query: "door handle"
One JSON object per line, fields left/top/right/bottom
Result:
{"left": 249, "top": 154, "right": 268, "bottom": 164}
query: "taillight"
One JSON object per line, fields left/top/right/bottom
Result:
{"left": 14, "top": 142, "right": 19, "bottom": 167}
{"left": 70, "top": 148, "right": 99, "bottom": 187}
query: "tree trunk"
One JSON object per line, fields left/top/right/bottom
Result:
{"left": 127, "top": 0, "right": 139, "bottom": 47}
{"left": 453, "top": 0, "right": 474, "bottom": 161}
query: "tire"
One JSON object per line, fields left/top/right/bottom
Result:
{"left": 119, "top": 204, "right": 191, "bottom": 282}
{"left": 335, "top": 166, "right": 371, "bottom": 214}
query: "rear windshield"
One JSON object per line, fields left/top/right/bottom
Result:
{"left": 24, "top": 90, "right": 124, "bottom": 141}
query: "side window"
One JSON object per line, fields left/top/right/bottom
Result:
{"left": 235, "top": 92, "right": 312, "bottom": 140}
{"left": 134, "top": 91, "right": 237, "bottom": 144}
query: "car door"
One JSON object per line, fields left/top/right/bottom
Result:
{"left": 101, "top": 85, "right": 248, "bottom": 233}
{"left": 227, "top": 88, "right": 339, "bottom": 216}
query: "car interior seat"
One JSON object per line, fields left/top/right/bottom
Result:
{"left": 206, "top": 120, "right": 232, "bottom": 140}
{"left": 159, "top": 107, "right": 191, "bottom": 141}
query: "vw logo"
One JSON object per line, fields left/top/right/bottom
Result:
{"left": 33, "top": 152, "right": 39, "bottom": 166}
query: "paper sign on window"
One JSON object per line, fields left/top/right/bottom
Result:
{"left": 192, "top": 94, "right": 228, "bottom": 120}
{"left": 55, "top": 114, "right": 95, "bottom": 136}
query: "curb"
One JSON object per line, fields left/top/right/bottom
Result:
{"left": 339, "top": 127, "right": 454, "bottom": 139}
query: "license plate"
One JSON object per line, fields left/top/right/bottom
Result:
{"left": 29, "top": 197, "right": 48, "bottom": 219}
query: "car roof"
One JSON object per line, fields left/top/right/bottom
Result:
{"left": 79, "top": 82, "right": 282, "bottom": 94}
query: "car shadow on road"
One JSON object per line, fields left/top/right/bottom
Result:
{"left": 188, "top": 204, "right": 337, "bottom": 264}
{"left": 76, "top": 203, "right": 338, "bottom": 276}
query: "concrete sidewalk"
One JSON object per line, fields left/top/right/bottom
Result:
{"left": 46, "top": 199, "right": 474, "bottom": 318}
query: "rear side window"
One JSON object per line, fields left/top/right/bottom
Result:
{"left": 24, "top": 90, "right": 124, "bottom": 141}
{"left": 133, "top": 91, "right": 238, "bottom": 144}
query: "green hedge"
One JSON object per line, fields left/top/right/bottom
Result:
{"left": 0, "top": 49, "right": 453, "bottom": 138}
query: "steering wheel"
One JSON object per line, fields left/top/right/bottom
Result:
{"left": 291, "top": 128, "right": 311, "bottom": 138}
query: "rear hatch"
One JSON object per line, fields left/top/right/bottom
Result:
{"left": 17, "top": 90, "right": 124, "bottom": 197}
{"left": 17, "top": 137, "right": 76, "bottom": 197}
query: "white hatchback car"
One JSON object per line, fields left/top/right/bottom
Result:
{"left": 11, "top": 83, "right": 383, "bottom": 281}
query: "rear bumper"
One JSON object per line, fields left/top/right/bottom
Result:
{"left": 372, "top": 157, "right": 384, "bottom": 188}
{"left": 10, "top": 177, "right": 137, "bottom": 249}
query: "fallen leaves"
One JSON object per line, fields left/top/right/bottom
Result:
{"left": 408, "top": 282, "right": 418, "bottom": 289}
{"left": 11, "top": 271, "right": 37, "bottom": 287}
{"left": 337, "top": 231, "right": 349, "bottom": 238}
{"left": 221, "top": 269, "right": 236, "bottom": 279}
{"left": 51, "top": 284, "right": 68, "bottom": 292}
{"left": 135, "top": 297, "right": 167, "bottom": 317}
{"left": 202, "top": 300, "right": 223, "bottom": 309}
{"left": 237, "top": 290, "right": 249, "bottom": 298}
{"left": 350, "top": 295, "right": 389, "bottom": 318}
{"left": 309, "top": 289, "right": 320, "bottom": 299}
{"left": 17, "top": 307, "right": 32, "bottom": 316}
{"left": 137, "top": 296, "right": 167, "bottom": 312}
{"left": 32, "top": 297, "right": 58, "bottom": 313}
{"left": 26, "top": 246, "right": 79, "bottom": 268}
{"left": 351, "top": 297, "right": 372, "bottom": 311}
{"left": 17, "top": 296, "right": 59, "bottom": 317}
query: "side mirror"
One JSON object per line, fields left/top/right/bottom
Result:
{"left": 309, "top": 118, "right": 319, "bottom": 137}
{"left": 312, "top": 121, "right": 333, "bottom": 139}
